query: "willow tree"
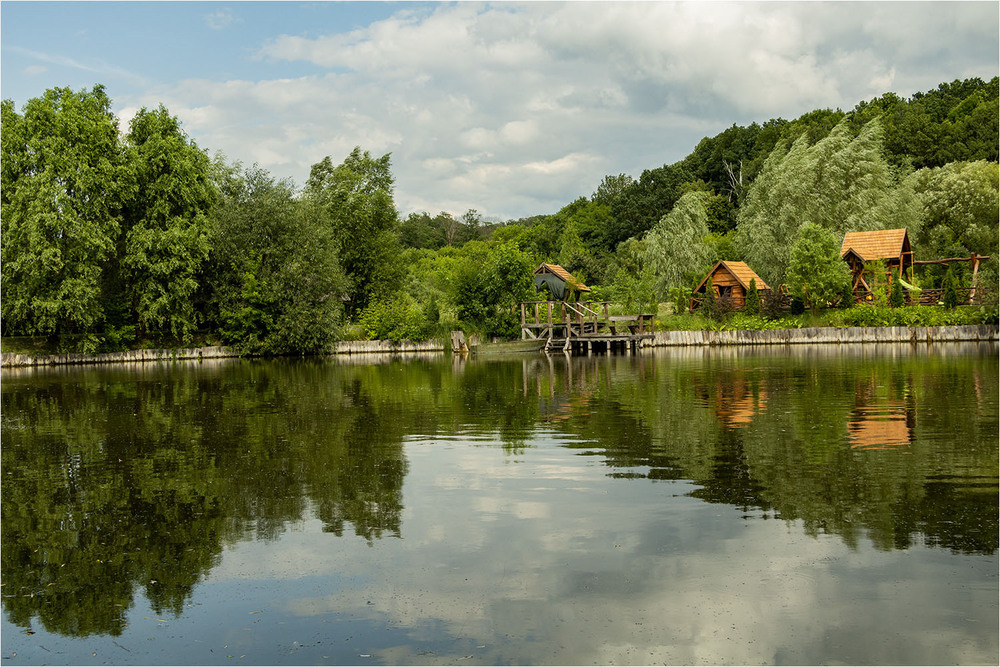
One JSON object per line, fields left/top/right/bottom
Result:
{"left": 643, "top": 190, "right": 716, "bottom": 299}
{"left": 907, "top": 160, "right": 999, "bottom": 263}
{"left": 736, "top": 118, "right": 898, "bottom": 286}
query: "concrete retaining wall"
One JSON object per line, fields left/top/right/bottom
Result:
{"left": 644, "top": 324, "right": 998, "bottom": 347}
{"left": 0, "top": 345, "right": 239, "bottom": 368}
{"left": 329, "top": 339, "right": 445, "bottom": 355}
{"left": 0, "top": 339, "right": 448, "bottom": 368}
{"left": 3, "top": 327, "right": 995, "bottom": 367}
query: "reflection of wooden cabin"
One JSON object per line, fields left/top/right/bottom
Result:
{"left": 533, "top": 263, "right": 591, "bottom": 301}
{"left": 847, "top": 404, "right": 913, "bottom": 451}
{"left": 840, "top": 228, "right": 913, "bottom": 291}
{"left": 716, "top": 385, "right": 767, "bottom": 428}
{"left": 693, "top": 261, "right": 770, "bottom": 309}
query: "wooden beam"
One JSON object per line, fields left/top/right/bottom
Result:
{"left": 913, "top": 255, "right": 991, "bottom": 265}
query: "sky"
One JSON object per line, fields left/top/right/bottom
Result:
{"left": 2, "top": 1, "right": 998, "bottom": 221}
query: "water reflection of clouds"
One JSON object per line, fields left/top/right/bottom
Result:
{"left": 208, "top": 438, "right": 996, "bottom": 665}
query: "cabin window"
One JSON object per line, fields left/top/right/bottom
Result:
{"left": 718, "top": 286, "right": 733, "bottom": 298}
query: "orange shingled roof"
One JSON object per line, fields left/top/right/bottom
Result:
{"left": 840, "top": 229, "right": 909, "bottom": 261}
{"left": 695, "top": 260, "right": 770, "bottom": 293}
{"left": 534, "top": 263, "right": 591, "bottom": 291}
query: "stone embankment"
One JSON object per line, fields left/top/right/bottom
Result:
{"left": 0, "top": 339, "right": 446, "bottom": 368}
{"left": 2, "top": 326, "right": 996, "bottom": 367}
{"left": 643, "top": 324, "right": 998, "bottom": 347}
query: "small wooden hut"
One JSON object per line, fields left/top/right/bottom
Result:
{"left": 840, "top": 228, "right": 913, "bottom": 291}
{"left": 693, "top": 260, "right": 770, "bottom": 309}
{"left": 533, "top": 263, "right": 591, "bottom": 301}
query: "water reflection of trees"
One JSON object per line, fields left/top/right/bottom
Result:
{"left": 1, "top": 358, "right": 420, "bottom": 636}
{"left": 2, "top": 344, "right": 996, "bottom": 638}
{"left": 523, "top": 345, "right": 998, "bottom": 556}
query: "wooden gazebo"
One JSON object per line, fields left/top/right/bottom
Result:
{"left": 533, "top": 263, "right": 591, "bottom": 301}
{"left": 692, "top": 260, "right": 770, "bottom": 310}
{"left": 840, "top": 228, "right": 913, "bottom": 291}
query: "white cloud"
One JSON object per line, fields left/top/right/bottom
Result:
{"left": 204, "top": 8, "right": 240, "bottom": 31}
{"left": 127, "top": 2, "right": 997, "bottom": 219}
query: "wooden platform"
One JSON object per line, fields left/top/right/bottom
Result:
{"left": 519, "top": 301, "right": 655, "bottom": 353}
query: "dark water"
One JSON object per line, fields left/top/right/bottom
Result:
{"left": 1, "top": 343, "right": 997, "bottom": 665}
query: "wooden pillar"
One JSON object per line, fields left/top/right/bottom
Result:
{"left": 969, "top": 253, "right": 980, "bottom": 303}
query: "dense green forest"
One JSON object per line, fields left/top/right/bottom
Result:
{"left": 2, "top": 78, "right": 998, "bottom": 353}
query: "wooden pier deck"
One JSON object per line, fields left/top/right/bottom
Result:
{"left": 519, "top": 301, "right": 655, "bottom": 353}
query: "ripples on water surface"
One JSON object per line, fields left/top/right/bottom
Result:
{"left": 2, "top": 343, "right": 997, "bottom": 665}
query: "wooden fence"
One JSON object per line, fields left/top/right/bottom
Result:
{"left": 692, "top": 286, "right": 985, "bottom": 313}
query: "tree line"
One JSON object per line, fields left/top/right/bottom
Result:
{"left": 2, "top": 78, "right": 997, "bottom": 351}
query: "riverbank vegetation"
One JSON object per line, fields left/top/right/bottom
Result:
{"left": 2, "top": 78, "right": 997, "bottom": 354}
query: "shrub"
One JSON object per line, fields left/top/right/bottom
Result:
{"left": 671, "top": 286, "right": 689, "bottom": 315}
{"left": 357, "top": 296, "right": 426, "bottom": 343}
{"left": 706, "top": 295, "right": 737, "bottom": 322}
{"left": 889, "top": 270, "right": 905, "bottom": 308}
{"left": 760, "top": 290, "right": 787, "bottom": 320}
{"left": 841, "top": 280, "right": 855, "bottom": 309}
{"left": 943, "top": 267, "right": 959, "bottom": 310}
{"left": 745, "top": 278, "right": 760, "bottom": 316}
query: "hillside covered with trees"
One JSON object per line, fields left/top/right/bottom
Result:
{"left": 2, "top": 78, "right": 998, "bottom": 353}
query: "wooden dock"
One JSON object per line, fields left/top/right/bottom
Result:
{"left": 519, "top": 301, "right": 655, "bottom": 353}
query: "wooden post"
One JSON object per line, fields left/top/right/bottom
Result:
{"left": 970, "top": 253, "right": 980, "bottom": 303}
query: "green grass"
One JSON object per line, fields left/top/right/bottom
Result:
{"left": 4, "top": 303, "right": 995, "bottom": 356}
{"left": 654, "top": 303, "right": 997, "bottom": 332}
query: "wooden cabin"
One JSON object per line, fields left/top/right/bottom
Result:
{"left": 840, "top": 228, "right": 913, "bottom": 291}
{"left": 693, "top": 261, "right": 770, "bottom": 309}
{"left": 533, "top": 263, "right": 591, "bottom": 301}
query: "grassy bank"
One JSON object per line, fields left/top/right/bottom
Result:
{"left": 3, "top": 303, "right": 996, "bottom": 358}
{"left": 655, "top": 303, "right": 998, "bottom": 332}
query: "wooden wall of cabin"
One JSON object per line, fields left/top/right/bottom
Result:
{"left": 699, "top": 269, "right": 748, "bottom": 307}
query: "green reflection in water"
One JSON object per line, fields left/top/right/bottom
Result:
{"left": 527, "top": 344, "right": 998, "bottom": 554}
{"left": 1, "top": 343, "right": 996, "bottom": 642}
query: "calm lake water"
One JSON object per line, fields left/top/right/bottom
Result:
{"left": 2, "top": 343, "right": 997, "bottom": 666}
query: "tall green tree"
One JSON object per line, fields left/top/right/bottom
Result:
{"left": 785, "top": 224, "right": 852, "bottom": 315}
{"left": 1, "top": 86, "right": 126, "bottom": 336}
{"left": 208, "top": 161, "right": 347, "bottom": 354}
{"left": 304, "top": 147, "right": 404, "bottom": 314}
{"left": 608, "top": 162, "right": 693, "bottom": 250}
{"left": 119, "top": 105, "right": 215, "bottom": 338}
{"left": 907, "top": 161, "right": 999, "bottom": 261}
{"left": 644, "top": 191, "right": 716, "bottom": 300}
{"left": 591, "top": 173, "right": 634, "bottom": 208}
{"left": 736, "top": 118, "right": 897, "bottom": 286}
{"left": 451, "top": 240, "right": 534, "bottom": 339}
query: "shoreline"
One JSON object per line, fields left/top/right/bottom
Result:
{"left": 1, "top": 325, "right": 996, "bottom": 368}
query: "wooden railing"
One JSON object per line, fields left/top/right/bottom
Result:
{"left": 520, "top": 301, "right": 654, "bottom": 339}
